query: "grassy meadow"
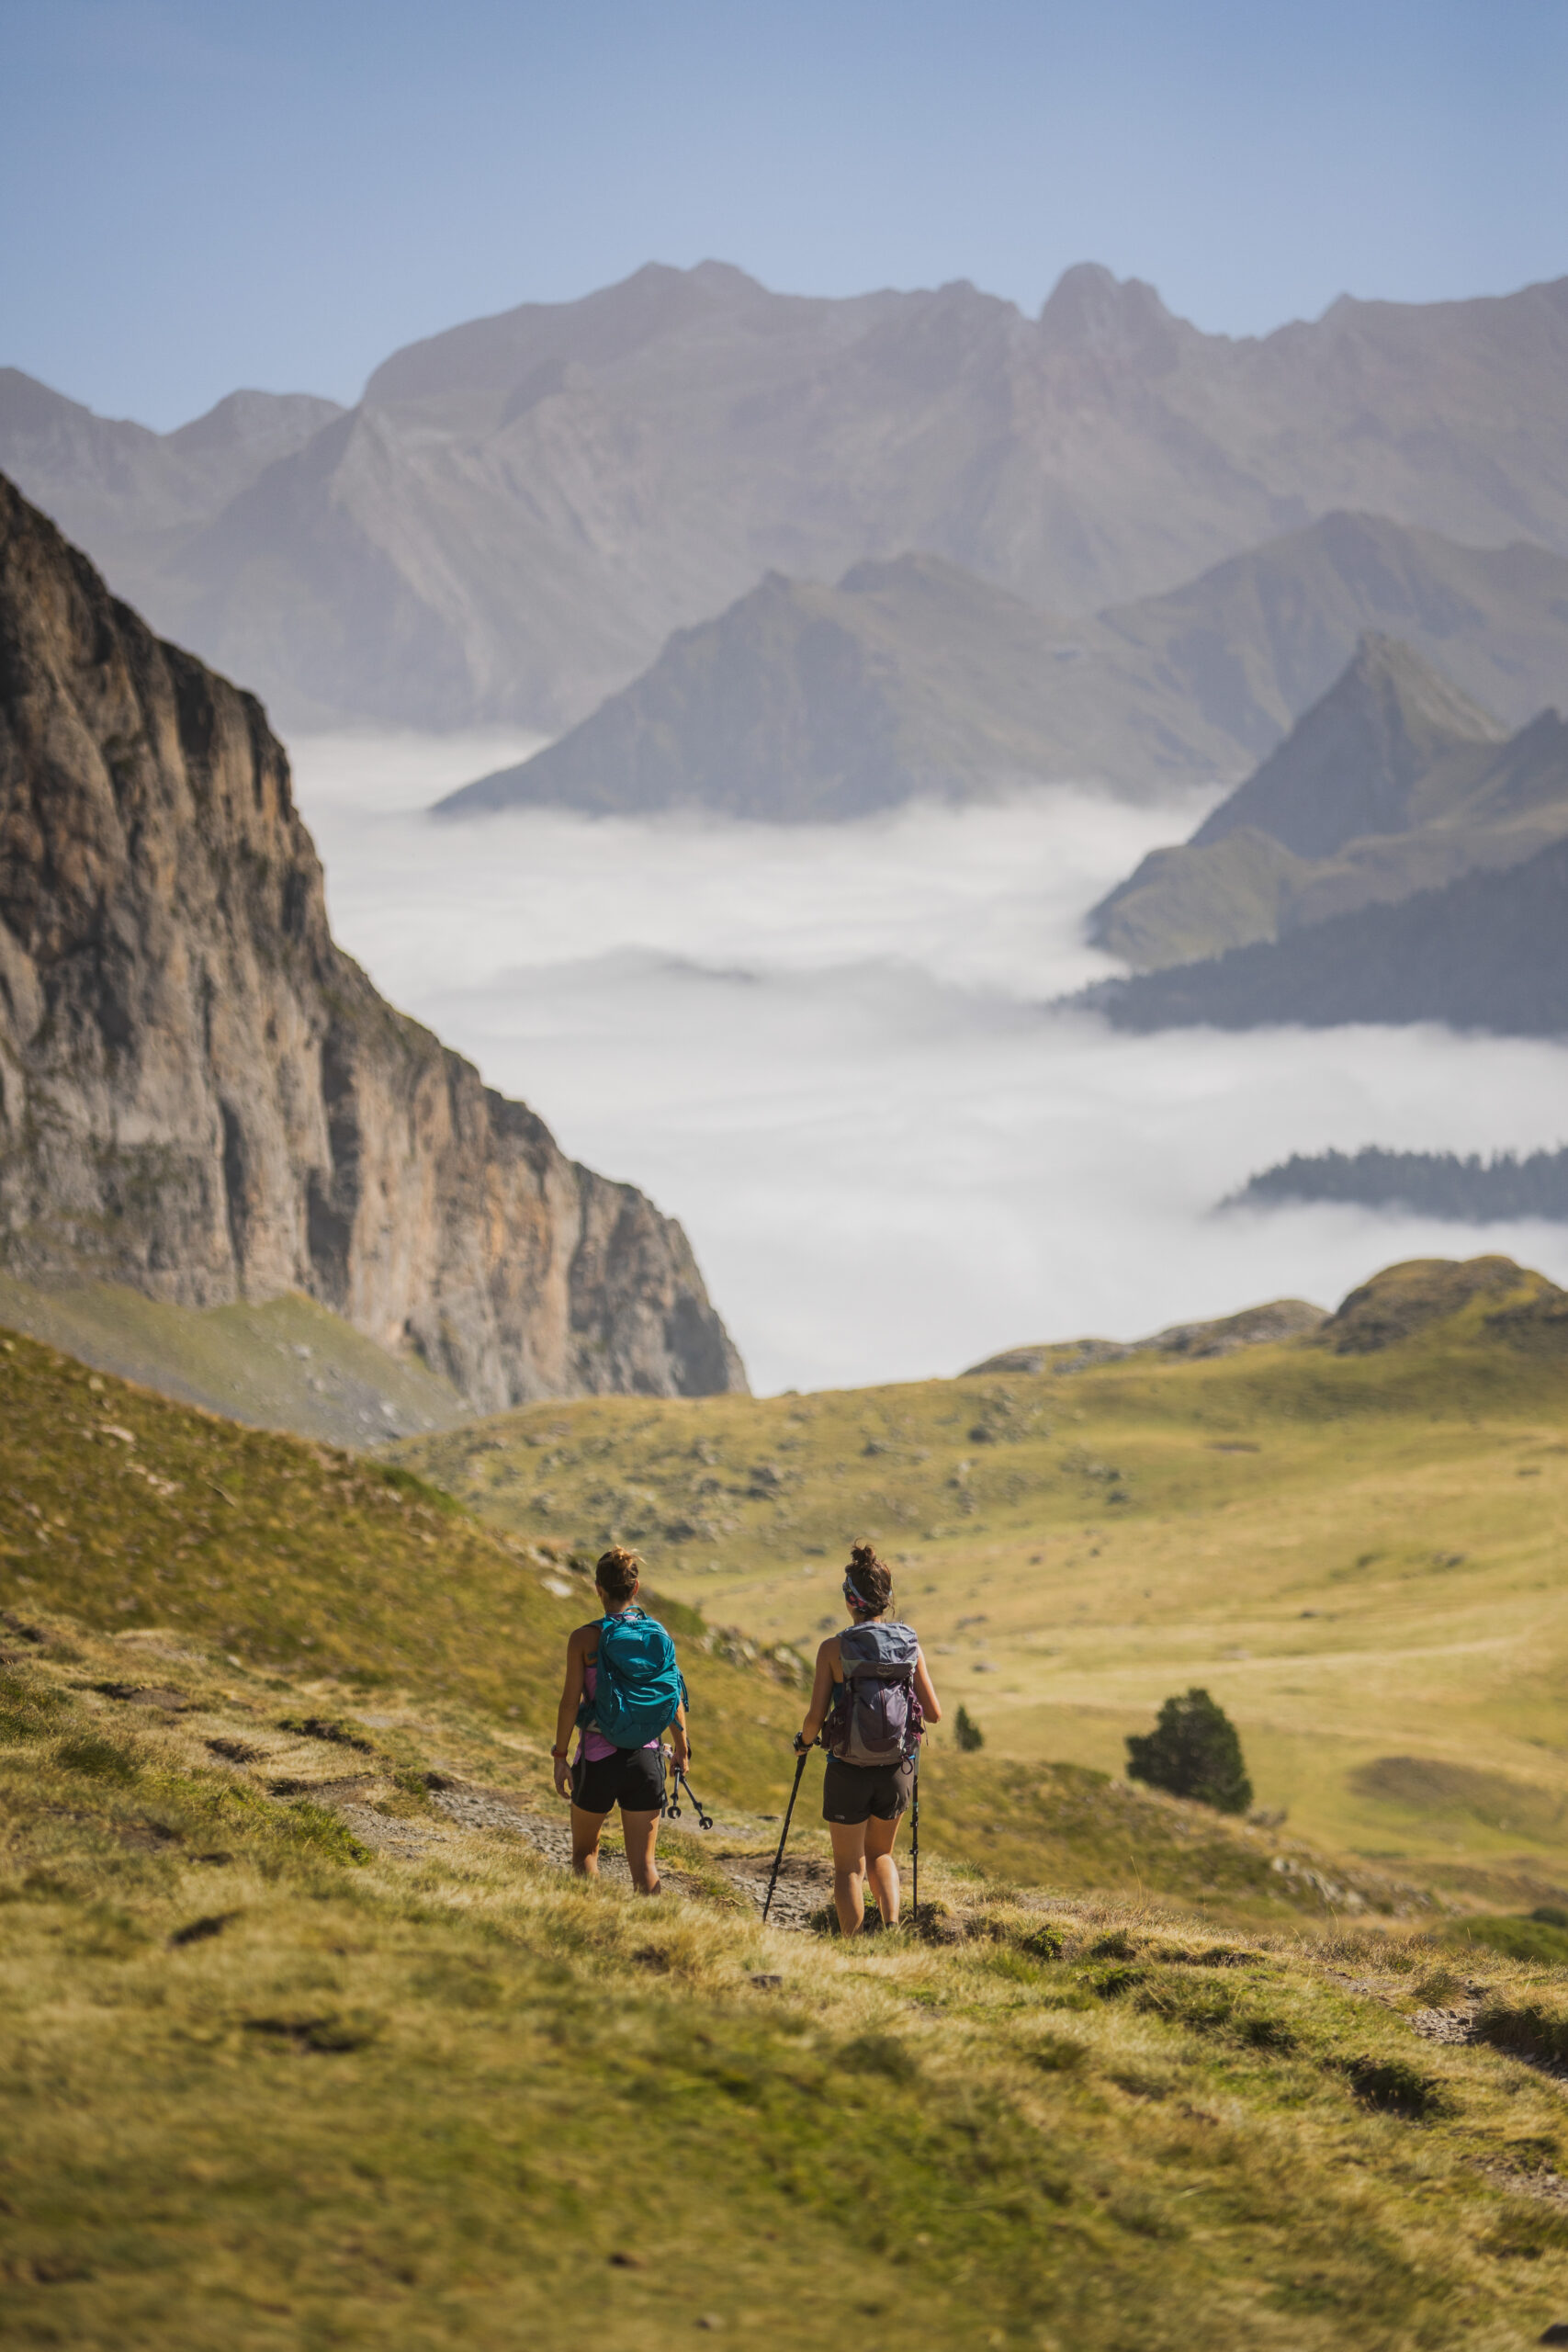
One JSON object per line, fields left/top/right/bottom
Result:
{"left": 8, "top": 1521, "right": 1568, "bottom": 2346}
{"left": 10, "top": 1268, "right": 1568, "bottom": 2345}
{"left": 0, "top": 1272, "right": 468, "bottom": 1447}
{"left": 392, "top": 1258, "right": 1568, "bottom": 1902}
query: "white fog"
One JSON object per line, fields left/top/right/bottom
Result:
{"left": 289, "top": 730, "right": 1568, "bottom": 1397}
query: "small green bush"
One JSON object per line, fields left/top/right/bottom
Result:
{"left": 274, "top": 1800, "right": 372, "bottom": 1866}
{"left": 1450, "top": 1915, "right": 1568, "bottom": 1966}
{"left": 1474, "top": 1993, "right": 1568, "bottom": 2066}
{"left": 1029, "top": 2034, "right": 1088, "bottom": 2073}
{"left": 0, "top": 1668, "right": 68, "bottom": 1743}
{"left": 1126, "top": 1688, "right": 1252, "bottom": 1814}
{"left": 1342, "top": 2054, "right": 1449, "bottom": 2117}
{"left": 839, "top": 2034, "right": 918, "bottom": 2082}
{"left": 953, "top": 1705, "right": 984, "bottom": 1752}
{"left": 55, "top": 1731, "right": 140, "bottom": 1782}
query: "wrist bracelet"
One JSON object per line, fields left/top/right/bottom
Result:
{"left": 550, "top": 1747, "right": 569, "bottom": 1758}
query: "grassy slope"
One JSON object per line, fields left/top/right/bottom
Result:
{"left": 392, "top": 1274, "right": 1568, "bottom": 1898}
{"left": 0, "top": 1325, "right": 799, "bottom": 1811}
{"left": 10, "top": 1604, "right": 1568, "bottom": 2348}
{"left": 0, "top": 1273, "right": 469, "bottom": 1446}
{"left": 15, "top": 1322, "right": 1568, "bottom": 2343}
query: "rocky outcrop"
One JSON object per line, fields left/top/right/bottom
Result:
{"left": 962, "top": 1296, "right": 1325, "bottom": 1376}
{"left": 0, "top": 473, "right": 746, "bottom": 1407}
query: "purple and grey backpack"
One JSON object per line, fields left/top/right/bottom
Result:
{"left": 823, "top": 1621, "right": 923, "bottom": 1768}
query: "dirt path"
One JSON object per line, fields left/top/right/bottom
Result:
{"left": 427, "top": 1782, "right": 834, "bottom": 1924}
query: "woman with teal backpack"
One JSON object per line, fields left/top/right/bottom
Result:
{"left": 553, "top": 1546, "right": 689, "bottom": 1893}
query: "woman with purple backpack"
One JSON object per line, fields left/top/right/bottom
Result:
{"left": 795, "top": 1541, "right": 942, "bottom": 1935}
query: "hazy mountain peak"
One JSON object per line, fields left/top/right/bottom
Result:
{"left": 366, "top": 257, "right": 774, "bottom": 408}
{"left": 165, "top": 388, "right": 344, "bottom": 456}
{"left": 687, "top": 257, "right": 770, "bottom": 300}
{"left": 1192, "top": 631, "right": 1506, "bottom": 859}
{"left": 0, "top": 367, "right": 103, "bottom": 435}
{"left": 1037, "top": 261, "right": 1176, "bottom": 354}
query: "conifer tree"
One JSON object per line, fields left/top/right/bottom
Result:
{"left": 1126, "top": 1687, "right": 1252, "bottom": 1813}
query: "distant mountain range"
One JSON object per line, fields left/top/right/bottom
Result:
{"left": 1228, "top": 1147, "right": 1568, "bottom": 1225}
{"left": 6, "top": 260, "right": 1568, "bottom": 735}
{"left": 1093, "top": 635, "right": 1568, "bottom": 968}
{"left": 439, "top": 517, "right": 1568, "bottom": 821}
{"left": 435, "top": 552, "right": 1250, "bottom": 819}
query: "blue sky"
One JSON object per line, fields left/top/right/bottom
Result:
{"left": 4, "top": 0, "right": 1566, "bottom": 429}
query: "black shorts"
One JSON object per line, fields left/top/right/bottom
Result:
{"left": 570, "top": 1746, "right": 667, "bottom": 1815}
{"left": 822, "top": 1753, "right": 916, "bottom": 1826}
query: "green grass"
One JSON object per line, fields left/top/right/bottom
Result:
{"left": 7, "top": 1615, "right": 1568, "bottom": 2347}
{"left": 0, "top": 1273, "right": 468, "bottom": 1446}
{"left": 0, "top": 1323, "right": 802, "bottom": 1814}
{"left": 391, "top": 1262, "right": 1568, "bottom": 1895}
{"left": 12, "top": 1315, "right": 1568, "bottom": 2342}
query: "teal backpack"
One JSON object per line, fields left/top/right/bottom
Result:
{"left": 580, "top": 1608, "right": 687, "bottom": 1749}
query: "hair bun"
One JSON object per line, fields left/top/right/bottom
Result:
{"left": 844, "top": 1540, "right": 893, "bottom": 1614}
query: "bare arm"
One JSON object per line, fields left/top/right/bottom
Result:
{"left": 797, "top": 1636, "right": 840, "bottom": 1747}
{"left": 670, "top": 1695, "right": 689, "bottom": 1768}
{"left": 915, "top": 1647, "right": 942, "bottom": 1725}
{"left": 552, "top": 1624, "right": 592, "bottom": 1795}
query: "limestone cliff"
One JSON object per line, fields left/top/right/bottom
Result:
{"left": 0, "top": 473, "right": 746, "bottom": 1407}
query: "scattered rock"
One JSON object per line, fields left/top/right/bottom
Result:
{"left": 1412, "top": 2006, "right": 1478, "bottom": 2046}
{"left": 277, "top": 1715, "right": 377, "bottom": 1753}
{"left": 207, "top": 1737, "right": 263, "bottom": 1763}
{"left": 750, "top": 1973, "right": 784, "bottom": 1990}
{"left": 243, "top": 2014, "right": 378, "bottom": 2053}
{"left": 170, "top": 1912, "right": 240, "bottom": 1948}
{"left": 94, "top": 1681, "right": 191, "bottom": 1710}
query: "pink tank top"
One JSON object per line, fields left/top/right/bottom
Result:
{"left": 579, "top": 1657, "right": 664, "bottom": 1764}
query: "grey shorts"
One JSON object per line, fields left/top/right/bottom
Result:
{"left": 822, "top": 1754, "right": 915, "bottom": 1825}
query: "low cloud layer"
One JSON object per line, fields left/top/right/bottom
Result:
{"left": 291, "top": 733, "right": 1568, "bottom": 1395}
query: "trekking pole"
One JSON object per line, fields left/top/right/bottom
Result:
{"left": 675, "top": 1762, "right": 713, "bottom": 1829}
{"left": 661, "top": 1745, "right": 679, "bottom": 1821}
{"left": 910, "top": 1756, "right": 920, "bottom": 1929}
{"left": 762, "top": 1743, "right": 810, "bottom": 1924}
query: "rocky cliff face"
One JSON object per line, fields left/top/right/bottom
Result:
{"left": 0, "top": 473, "right": 746, "bottom": 1407}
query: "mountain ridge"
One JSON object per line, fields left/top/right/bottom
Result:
{"left": 1093, "top": 637, "right": 1568, "bottom": 968}
{"left": 437, "top": 524, "right": 1568, "bottom": 822}
{"left": 1078, "top": 832, "right": 1568, "bottom": 1035}
{"left": 6, "top": 261, "right": 1568, "bottom": 732}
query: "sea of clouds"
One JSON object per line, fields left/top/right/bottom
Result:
{"left": 288, "top": 731, "right": 1568, "bottom": 1396}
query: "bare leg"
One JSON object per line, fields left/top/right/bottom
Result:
{"left": 570, "top": 1804, "right": 609, "bottom": 1876}
{"left": 829, "top": 1819, "right": 870, "bottom": 1935}
{"left": 864, "top": 1812, "right": 902, "bottom": 1927}
{"left": 619, "top": 1807, "right": 662, "bottom": 1894}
